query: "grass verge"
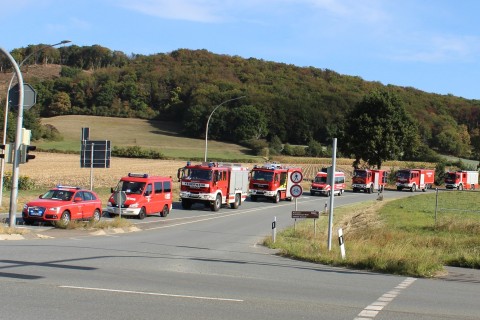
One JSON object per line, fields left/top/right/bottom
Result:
{"left": 52, "top": 216, "right": 133, "bottom": 230}
{"left": 264, "top": 192, "right": 480, "bottom": 277}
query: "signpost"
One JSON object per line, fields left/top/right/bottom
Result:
{"left": 292, "top": 210, "right": 320, "bottom": 236}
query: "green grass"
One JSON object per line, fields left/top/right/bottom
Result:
{"left": 265, "top": 192, "right": 480, "bottom": 277}
{"left": 39, "top": 115, "right": 261, "bottom": 161}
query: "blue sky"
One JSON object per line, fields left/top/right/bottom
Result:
{"left": 1, "top": 0, "right": 479, "bottom": 99}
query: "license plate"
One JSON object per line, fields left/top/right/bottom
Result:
{"left": 29, "top": 210, "right": 42, "bottom": 216}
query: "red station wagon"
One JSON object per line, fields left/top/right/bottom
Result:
{"left": 22, "top": 186, "right": 103, "bottom": 226}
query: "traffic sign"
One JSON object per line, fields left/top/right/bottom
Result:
{"left": 290, "top": 170, "right": 303, "bottom": 183}
{"left": 290, "top": 184, "right": 303, "bottom": 198}
{"left": 8, "top": 83, "right": 37, "bottom": 110}
{"left": 292, "top": 211, "right": 319, "bottom": 219}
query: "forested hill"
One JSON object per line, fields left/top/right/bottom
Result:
{"left": 1, "top": 44, "right": 480, "bottom": 161}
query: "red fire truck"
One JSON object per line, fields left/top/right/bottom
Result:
{"left": 249, "top": 163, "right": 302, "bottom": 203}
{"left": 177, "top": 162, "right": 249, "bottom": 211}
{"left": 444, "top": 171, "right": 479, "bottom": 190}
{"left": 310, "top": 171, "right": 345, "bottom": 196}
{"left": 395, "top": 168, "right": 435, "bottom": 192}
{"left": 352, "top": 169, "right": 387, "bottom": 193}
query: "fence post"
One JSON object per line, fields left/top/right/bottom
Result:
{"left": 434, "top": 188, "right": 438, "bottom": 227}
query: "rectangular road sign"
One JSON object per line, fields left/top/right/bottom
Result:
{"left": 292, "top": 210, "right": 320, "bottom": 219}
{"left": 81, "top": 140, "right": 111, "bottom": 168}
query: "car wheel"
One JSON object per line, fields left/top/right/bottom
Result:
{"left": 160, "top": 205, "right": 169, "bottom": 217}
{"left": 230, "top": 194, "right": 240, "bottom": 209}
{"left": 91, "top": 209, "right": 101, "bottom": 222}
{"left": 56, "top": 211, "right": 71, "bottom": 227}
{"left": 211, "top": 194, "right": 222, "bottom": 211}
{"left": 138, "top": 207, "right": 146, "bottom": 219}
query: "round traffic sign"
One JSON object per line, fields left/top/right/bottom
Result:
{"left": 290, "top": 184, "right": 303, "bottom": 198}
{"left": 290, "top": 171, "right": 303, "bottom": 183}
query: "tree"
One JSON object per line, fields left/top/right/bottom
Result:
{"left": 48, "top": 92, "right": 72, "bottom": 116}
{"left": 344, "top": 89, "right": 419, "bottom": 168}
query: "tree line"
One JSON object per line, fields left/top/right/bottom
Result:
{"left": 1, "top": 44, "right": 480, "bottom": 167}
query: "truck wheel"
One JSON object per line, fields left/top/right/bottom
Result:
{"left": 138, "top": 207, "right": 146, "bottom": 219}
{"left": 230, "top": 194, "right": 240, "bottom": 209}
{"left": 310, "top": 191, "right": 316, "bottom": 196}
{"left": 411, "top": 184, "right": 416, "bottom": 192}
{"left": 339, "top": 189, "right": 343, "bottom": 196}
{"left": 211, "top": 194, "right": 222, "bottom": 211}
{"left": 160, "top": 205, "right": 169, "bottom": 217}
{"left": 397, "top": 186, "right": 402, "bottom": 191}
{"left": 352, "top": 188, "right": 358, "bottom": 193}
{"left": 274, "top": 192, "right": 280, "bottom": 203}
{"left": 181, "top": 199, "right": 192, "bottom": 209}
{"left": 250, "top": 195, "right": 257, "bottom": 202}
{"left": 458, "top": 184, "right": 463, "bottom": 191}
{"left": 326, "top": 190, "right": 331, "bottom": 197}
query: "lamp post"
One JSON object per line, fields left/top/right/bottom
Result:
{"left": 0, "top": 40, "right": 70, "bottom": 209}
{"left": 204, "top": 96, "right": 246, "bottom": 162}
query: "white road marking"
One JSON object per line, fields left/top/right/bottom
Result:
{"left": 60, "top": 285, "right": 244, "bottom": 302}
{"left": 354, "top": 277, "right": 416, "bottom": 320}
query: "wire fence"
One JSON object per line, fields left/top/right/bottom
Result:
{"left": 434, "top": 188, "right": 480, "bottom": 224}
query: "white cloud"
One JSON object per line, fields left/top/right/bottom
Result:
{"left": 390, "top": 35, "right": 480, "bottom": 63}
{"left": 117, "top": 0, "right": 227, "bottom": 23}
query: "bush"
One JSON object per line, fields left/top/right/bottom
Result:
{"left": 3, "top": 173, "right": 36, "bottom": 190}
{"left": 111, "top": 146, "right": 165, "bottom": 159}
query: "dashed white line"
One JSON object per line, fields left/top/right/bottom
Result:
{"left": 354, "top": 277, "right": 416, "bottom": 320}
{"left": 60, "top": 285, "right": 244, "bottom": 302}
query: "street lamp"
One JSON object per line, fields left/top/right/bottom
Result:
{"left": 204, "top": 96, "right": 246, "bottom": 162}
{"left": 0, "top": 40, "right": 70, "bottom": 224}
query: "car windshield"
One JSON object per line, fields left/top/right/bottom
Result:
{"left": 117, "top": 181, "right": 146, "bottom": 194}
{"left": 42, "top": 190, "right": 74, "bottom": 201}
{"left": 252, "top": 170, "right": 274, "bottom": 181}
{"left": 314, "top": 176, "right": 327, "bottom": 183}
{"left": 187, "top": 169, "right": 212, "bottom": 181}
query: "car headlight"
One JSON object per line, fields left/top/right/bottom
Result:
{"left": 107, "top": 201, "right": 112, "bottom": 206}
{"left": 23, "top": 204, "right": 28, "bottom": 210}
{"left": 48, "top": 207, "right": 60, "bottom": 213}
{"left": 129, "top": 203, "right": 139, "bottom": 208}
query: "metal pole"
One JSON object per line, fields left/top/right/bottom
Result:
{"left": 204, "top": 96, "right": 246, "bottom": 162}
{"left": 434, "top": 188, "right": 438, "bottom": 227}
{"left": 0, "top": 47, "right": 24, "bottom": 227}
{"left": 90, "top": 143, "right": 94, "bottom": 190}
{"left": 0, "top": 41, "right": 71, "bottom": 207}
{"left": 327, "top": 138, "right": 337, "bottom": 251}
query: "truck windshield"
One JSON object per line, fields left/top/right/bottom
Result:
{"left": 353, "top": 170, "right": 366, "bottom": 178}
{"left": 188, "top": 169, "right": 212, "bottom": 181}
{"left": 117, "top": 181, "right": 146, "bottom": 194}
{"left": 396, "top": 171, "right": 410, "bottom": 179}
{"left": 252, "top": 170, "right": 274, "bottom": 181}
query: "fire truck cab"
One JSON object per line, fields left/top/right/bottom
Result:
{"left": 178, "top": 162, "right": 249, "bottom": 211}
{"left": 249, "top": 163, "right": 302, "bottom": 203}
{"left": 352, "top": 169, "right": 387, "bottom": 193}
{"left": 310, "top": 170, "right": 345, "bottom": 196}
{"left": 107, "top": 173, "right": 173, "bottom": 219}
{"left": 445, "top": 171, "right": 479, "bottom": 190}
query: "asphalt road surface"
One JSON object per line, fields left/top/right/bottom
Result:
{"left": 1, "top": 190, "right": 479, "bottom": 320}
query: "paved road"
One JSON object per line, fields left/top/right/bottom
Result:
{"left": 1, "top": 190, "right": 479, "bottom": 320}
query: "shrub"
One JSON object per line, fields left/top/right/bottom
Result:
{"left": 3, "top": 173, "right": 36, "bottom": 190}
{"left": 111, "top": 146, "right": 165, "bottom": 159}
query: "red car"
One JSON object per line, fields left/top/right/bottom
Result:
{"left": 22, "top": 186, "right": 103, "bottom": 226}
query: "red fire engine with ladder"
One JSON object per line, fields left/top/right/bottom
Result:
{"left": 177, "top": 162, "right": 249, "bottom": 211}
{"left": 249, "top": 163, "right": 302, "bottom": 203}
